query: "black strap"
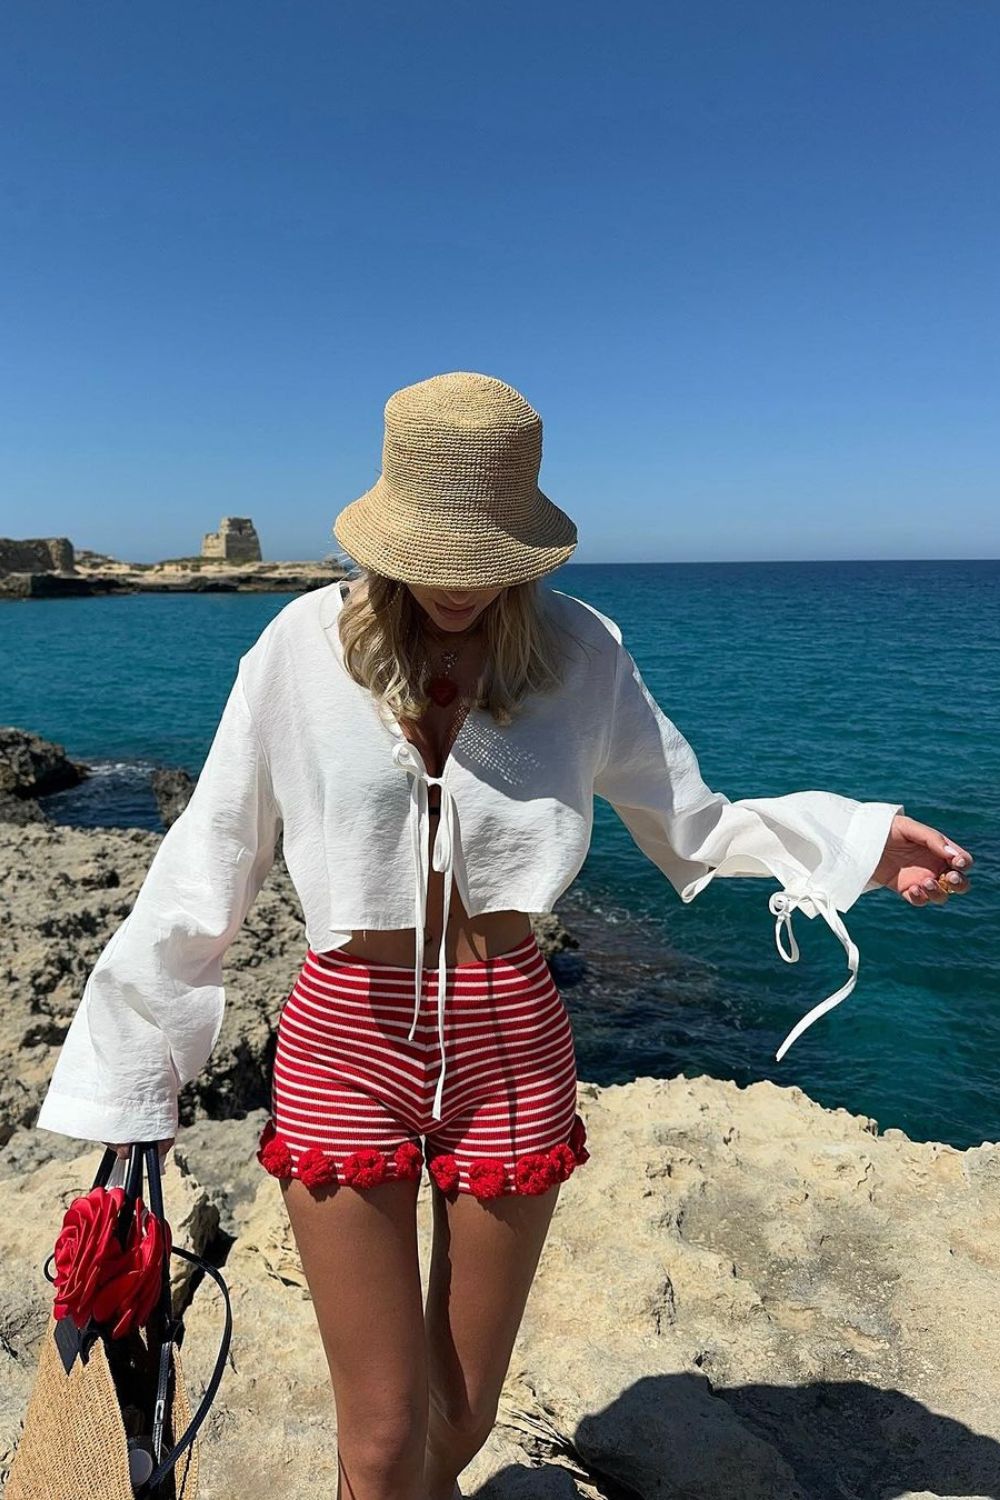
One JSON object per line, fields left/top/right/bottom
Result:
{"left": 140, "top": 1142, "right": 174, "bottom": 1465}
{"left": 134, "top": 1242, "right": 233, "bottom": 1497}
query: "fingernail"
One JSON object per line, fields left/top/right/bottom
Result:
{"left": 943, "top": 844, "right": 958, "bottom": 854}
{"left": 923, "top": 879, "right": 936, "bottom": 890}
{"left": 953, "top": 856, "right": 967, "bottom": 868}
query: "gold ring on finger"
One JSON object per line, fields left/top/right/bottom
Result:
{"left": 935, "top": 872, "right": 955, "bottom": 896}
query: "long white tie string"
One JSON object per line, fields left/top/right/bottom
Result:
{"left": 391, "top": 739, "right": 458, "bottom": 1122}
{"left": 768, "top": 889, "right": 861, "bottom": 1063}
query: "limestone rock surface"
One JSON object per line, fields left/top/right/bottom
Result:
{"left": 3, "top": 1076, "right": 1000, "bottom": 1498}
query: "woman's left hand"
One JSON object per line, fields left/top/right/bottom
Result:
{"left": 870, "top": 814, "right": 974, "bottom": 905}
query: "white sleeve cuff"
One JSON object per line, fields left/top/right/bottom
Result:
{"left": 35, "top": 1089, "right": 179, "bottom": 1145}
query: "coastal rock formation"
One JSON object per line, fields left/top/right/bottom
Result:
{"left": 150, "top": 765, "right": 195, "bottom": 828}
{"left": 0, "top": 816, "right": 305, "bottom": 1147}
{"left": 2, "top": 1078, "right": 1000, "bottom": 1498}
{"left": 0, "top": 727, "right": 89, "bottom": 802}
{"left": 0, "top": 537, "right": 343, "bottom": 597}
{"left": 0, "top": 793, "right": 49, "bottom": 826}
{"left": 201, "top": 516, "right": 262, "bottom": 563}
{"left": 0, "top": 727, "right": 89, "bottom": 827}
{"left": 529, "top": 909, "right": 580, "bottom": 957}
{"left": 0, "top": 537, "right": 75, "bottom": 574}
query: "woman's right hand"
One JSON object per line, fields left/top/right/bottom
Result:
{"left": 103, "top": 1138, "right": 175, "bottom": 1161}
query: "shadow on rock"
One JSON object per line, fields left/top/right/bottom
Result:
{"left": 481, "top": 1371, "right": 1000, "bottom": 1498}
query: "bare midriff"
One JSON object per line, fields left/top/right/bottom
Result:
{"left": 337, "top": 580, "right": 534, "bottom": 969}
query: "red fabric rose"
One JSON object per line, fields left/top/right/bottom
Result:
{"left": 393, "top": 1141, "right": 424, "bottom": 1180}
{"left": 548, "top": 1143, "right": 578, "bottom": 1182}
{"left": 298, "top": 1147, "right": 338, "bottom": 1191}
{"left": 52, "top": 1185, "right": 131, "bottom": 1329}
{"left": 467, "top": 1158, "right": 507, "bottom": 1199}
{"left": 257, "top": 1119, "right": 294, "bottom": 1178}
{"left": 568, "top": 1114, "right": 590, "bottom": 1165}
{"left": 342, "top": 1148, "right": 387, "bottom": 1189}
{"left": 90, "top": 1198, "right": 172, "bottom": 1338}
{"left": 514, "top": 1151, "right": 558, "bottom": 1195}
{"left": 428, "top": 1153, "right": 460, "bottom": 1193}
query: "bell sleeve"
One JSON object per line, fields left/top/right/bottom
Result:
{"left": 34, "top": 664, "right": 282, "bottom": 1144}
{"left": 592, "top": 636, "right": 903, "bottom": 1061}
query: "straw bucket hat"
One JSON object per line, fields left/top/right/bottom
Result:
{"left": 332, "top": 371, "right": 578, "bottom": 588}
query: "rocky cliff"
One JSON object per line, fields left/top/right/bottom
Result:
{"left": 0, "top": 536, "right": 75, "bottom": 573}
{"left": 3, "top": 1076, "right": 999, "bottom": 1498}
{"left": 1, "top": 762, "right": 998, "bottom": 1497}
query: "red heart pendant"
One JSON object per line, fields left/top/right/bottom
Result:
{"left": 427, "top": 675, "right": 458, "bottom": 707}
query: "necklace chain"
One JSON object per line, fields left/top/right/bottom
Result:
{"left": 421, "top": 631, "right": 479, "bottom": 708}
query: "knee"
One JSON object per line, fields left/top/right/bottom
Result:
{"left": 337, "top": 1406, "right": 426, "bottom": 1494}
{"left": 429, "top": 1395, "right": 498, "bottom": 1456}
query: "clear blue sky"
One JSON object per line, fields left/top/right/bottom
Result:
{"left": 1, "top": 1, "right": 997, "bottom": 564}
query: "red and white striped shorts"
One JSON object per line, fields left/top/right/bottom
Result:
{"left": 255, "top": 931, "right": 590, "bottom": 1200}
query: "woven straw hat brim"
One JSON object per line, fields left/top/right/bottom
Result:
{"left": 334, "top": 478, "right": 578, "bottom": 589}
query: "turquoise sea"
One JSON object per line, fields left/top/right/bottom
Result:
{"left": 2, "top": 560, "right": 996, "bottom": 1150}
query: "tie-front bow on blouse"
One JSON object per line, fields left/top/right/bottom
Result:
{"left": 36, "top": 578, "right": 902, "bottom": 1145}
{"left": 389, "top": 734, "right": 462, "bottom": 1121}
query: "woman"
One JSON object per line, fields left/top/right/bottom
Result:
{"left": 37, "top": 371, "right": 973, "bottom": 1500}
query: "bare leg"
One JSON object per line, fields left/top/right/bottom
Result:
{"left": 281, "top": 1174, "right": 427, "bottom": 1500}
{"left": 422, "top": 1181, "right": 561, "bottom": 1500}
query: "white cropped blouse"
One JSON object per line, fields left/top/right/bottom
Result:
{"left": 36, "top": 577, "right": 903, "bottom": 1144}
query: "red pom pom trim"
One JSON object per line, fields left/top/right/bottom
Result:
{"left": 342, "top": 1147, "right": 387, "bottom": 1189}
{"left": 548, "top": 1143, "right": 578, "bottom": 1182}
{"left": 428, "top": 1153, "right": 461, "bottom": 1194}
{"left": 393, "top": 1141, "right": 424, "bottom": 1180}
{"left": 467, "top": 1158, "right": 507, "bottom": 1199}
{"left": 298, "top": 1147, "right": 338, "bottom": 1191}
{"left": 426, "top": 1118, "right": 591, "bottom": 1199}
{"left": 568, "top": 1113, "right": 590, "bottom": 1165}
{"left": 514, "top": 1151, "right": 558, "bottom": 1195}
{"left": 257, "top": 1119, "right": 293, "bottom": 1178}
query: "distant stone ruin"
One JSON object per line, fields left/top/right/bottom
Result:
{"left": 201, "top": 517, "right": 262, "bottom": 563}
{"left": 0, "top": 538, "right": 75, "bottom": 575}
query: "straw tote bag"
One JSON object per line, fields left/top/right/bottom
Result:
{"left": 6, "top": 1139, "right": 232, "bottom": 1500}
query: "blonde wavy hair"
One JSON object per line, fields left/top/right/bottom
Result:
{"left": 337, "top": 565, "right": 571, "bottom": 728}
